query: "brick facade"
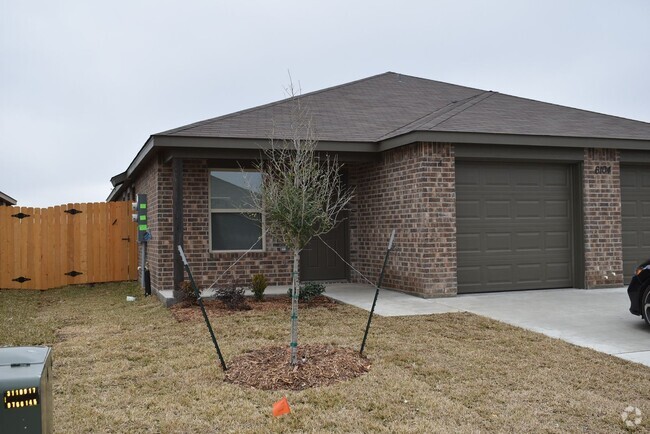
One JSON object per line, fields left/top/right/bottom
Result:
{"left": 348, "top": 142, "right": 457, "bottom": 297}
{"left": 130, "top": 156, "right": 174, "bottom": 293}
{"left": 125, "top": 143, "right": 629, "bottom": 299}
{"left": 178, "top": 159, "right": 292, "bottom": 290}
{"left": 132, "top": 158, "right": 293, "bottom": 294}
{"left": 582, "top": 148, "right": 624, "bottom": 288}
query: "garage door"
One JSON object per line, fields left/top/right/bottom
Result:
{"left": 456, "top": 161, "right": 574, "bottom": 293}
{"left": 621, "top": 165, "right": 650, "bottom": 282}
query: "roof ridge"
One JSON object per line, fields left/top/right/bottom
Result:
{"left": 424, "top": 91, "right": 497, "bottom": 130}
{"left": 377, "top": 96, "right": 476, "bottom": 141}
{"left": 378, "top": 91, "right": 493, "bottom": 140}
{"left": 157, "top": 72, "right": 399, "bottom": 136}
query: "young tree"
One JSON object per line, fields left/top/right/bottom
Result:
{"left": 252, "top": 81, "right": 353, "bottom": 365}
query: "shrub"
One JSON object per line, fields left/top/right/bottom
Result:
{"left": 215, "top": 281, "right": 250, "bottom": 310}
{"left": 287, "top": 282, "right": 326, "bottom": 303}
{"left": 178, "top": 280, "right": 198, "bottom": 305}
{"left": 250, "top": 274, "right": 269, "bottom": 301}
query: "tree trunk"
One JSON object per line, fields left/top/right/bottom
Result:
{"left": 290, "top": 249, "right": 300, "bottom": 365}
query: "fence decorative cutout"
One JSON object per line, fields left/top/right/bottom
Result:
{"left": 12, "top": 276, "right": 31, "bottom": 283}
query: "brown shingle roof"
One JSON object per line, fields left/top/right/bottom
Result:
{"left": 158, "top": 72, "right": 650, "bottom": 142}
{"left": 109, "top": 72, "right": 650, "bottom": 202}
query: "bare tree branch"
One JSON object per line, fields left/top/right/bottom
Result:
{"left": 247, "top": 76, "right": 354, "bottom": 365}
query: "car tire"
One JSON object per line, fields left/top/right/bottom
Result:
{"left": 643, "top": 285, "right": 650, "bottom": 327}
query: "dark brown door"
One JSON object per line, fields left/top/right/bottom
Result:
{"left": 300, "top": 219, "right": 348, "bottom": 281}
{"left": 456, "top": 161, "right": 574, "bottom": 293}
{"left": 621, "top": 165, "right": 650, "bottom": 282}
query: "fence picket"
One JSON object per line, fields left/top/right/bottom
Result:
{"left": 53, "top": 205, "right": 63, "bottom": 289}
{"left": 12, "top": 207, "right": 22, "bottom": 289}
{"left": 0, "top": 207, "right": 10, "bottom": 288}
{"left": 30, "top": 207, "right": 41, "bottom": 290}
{"left": 86, "top": 203, "right": 96, "bottom": 283}
{"left": 99, "top": 203, "right": 106, "bottom": 282}
{"left": 43, "top": 206, "right": 52, "bottom": 288}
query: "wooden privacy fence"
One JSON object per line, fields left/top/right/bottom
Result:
{"left": 0, "top": 202, "right": 138, "bottom": 290}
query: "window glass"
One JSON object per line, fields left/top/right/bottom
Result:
{"left": 210, "top": 171, "right": 261, "bottom": 209}
{"left": 211, "top": 213, "right": 263, "bottom": 251}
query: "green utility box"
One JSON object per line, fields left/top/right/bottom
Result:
{"left": 0, "top": 346, "right": 53, "bottom": 433}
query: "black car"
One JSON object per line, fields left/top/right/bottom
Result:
{"left": 628, "top": 259, "right": 650, "bottom": 326}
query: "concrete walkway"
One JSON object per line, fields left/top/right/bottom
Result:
{"left": 323, "top": 283, "right": 650, "bottom": 368}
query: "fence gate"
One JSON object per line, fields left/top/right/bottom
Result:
{"left": 0, "top": 202, "right": 138, "bottom": 290}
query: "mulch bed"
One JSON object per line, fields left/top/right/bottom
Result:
{"left": 171, "top": 297, "right": 366, "bottom": 389}
{"left": 224, "top": 344, "right": 371, "bottom": 390}
{"left": 170, "top": 295, "right": 339, "bottom": 322}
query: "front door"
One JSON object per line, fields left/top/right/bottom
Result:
{"left": 300, "top": 219, "right": 348, "bottom": 281}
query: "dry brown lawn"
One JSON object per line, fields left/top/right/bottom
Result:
{"left": 1, "top": 282, "right": 649, "bottom": 433}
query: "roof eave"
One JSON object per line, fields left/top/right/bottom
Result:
{"left": 109, "top": 130, "right": 650, "bottom": 200}
{"left": 106, "top": 184, "right": 125, "bottom": 202}
{"left": 379, "top": 131, "right": 650, "bottom": 151}
{"left": 152, "top": 134, "right": 378, "bottom": 153}
{"left": 0, "top": 191, "right": 17, "bottom": 205}
{"left": 106, "top": 136, "right": 155, "bottom": 202}
{"left": 110, "top": 171, "right": 127, "bottom": 187}
{"left": 107, "top": 134, "right": 378, "bottom": 201}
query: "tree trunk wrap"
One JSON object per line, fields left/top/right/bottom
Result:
{"left": 290, "top": 249, "right": 300, "bottom": 365}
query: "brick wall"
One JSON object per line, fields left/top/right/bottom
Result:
{"left": 348, "top": 142, "right": 457, "bottom": 297}
{"left": 179, "top": 159, "right": 293, "bottom": 290}
{"left": 131, "top": 157, "right": 156, "bottom": 287}
{"left": 128, "top": 143, "right": 628, "bottom": 297}
{"left": 132, "top": 158, "right": 294, "bottom": 293}
{"left": 132, "top": 156, "right": 174, "bottom": 293}
{"left": 583, "top": 148, "right": 623, "bottom": 288}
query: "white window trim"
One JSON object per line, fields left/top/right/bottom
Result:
{"left": 208, "top": 168, "right": 265, "bottom": 253}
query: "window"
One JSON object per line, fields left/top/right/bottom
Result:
{"left": 209, "top": 170, "right": 263, "bottom": 251}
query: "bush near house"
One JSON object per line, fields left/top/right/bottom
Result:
{"left": 250, "top": 273, "right": 269, "bottom": 301}
{"left": 287, "top": 282, "right": 326, "bottom": 302}
{"left": 214, "top": 281, "right": 250, "bottom": 310}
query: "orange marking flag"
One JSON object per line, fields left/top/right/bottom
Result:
{"left": 272, "top": 396, "right": 291, "bottom": 417}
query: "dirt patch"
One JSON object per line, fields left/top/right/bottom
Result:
{"left": 170, "top": 295, "right": 338, "bottom": 322}
{"left": 225, "top": 344, "right": 370, "bottom": 390}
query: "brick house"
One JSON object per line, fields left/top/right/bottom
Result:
{"left": 108, "top": 72, "right": 650, "bottom": 303}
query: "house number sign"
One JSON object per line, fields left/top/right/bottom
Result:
{"left": 594, "top": 166, "right": 611, "bottom": 174}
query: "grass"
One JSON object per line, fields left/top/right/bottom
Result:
{"left": 1, "top": 282, "right": 649, "bottom": 433}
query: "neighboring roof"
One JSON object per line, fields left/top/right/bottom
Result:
{"left": 108, "top": 72, "right": 650, "bottom": 201}
{"left": 0, "top": 191, "right": 17, "bottom": 206}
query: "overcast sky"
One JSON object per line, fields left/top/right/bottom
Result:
{"left": 1, "top": 0, "right": 649, "bottom": 207}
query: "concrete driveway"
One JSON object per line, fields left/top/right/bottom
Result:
{"left": 324, "top": 284, "right": 650, "bottom": 368}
